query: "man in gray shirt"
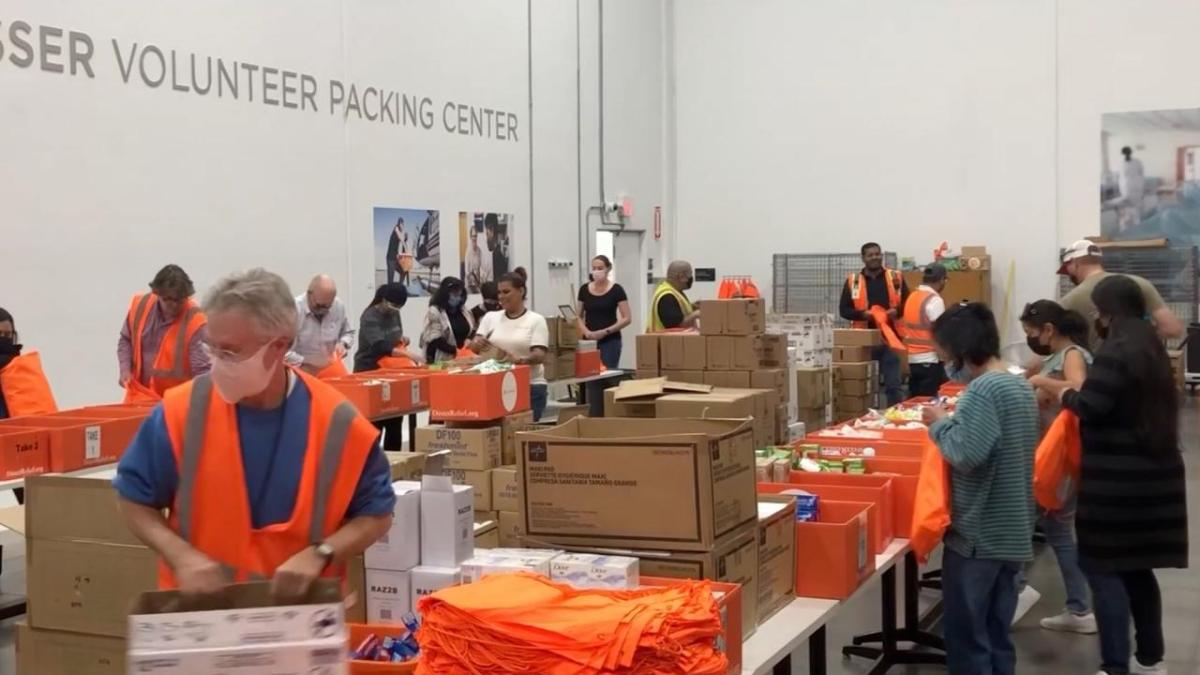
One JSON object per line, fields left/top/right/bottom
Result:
{"left": 286, "top": 274, "right": 355, "bottom": 374}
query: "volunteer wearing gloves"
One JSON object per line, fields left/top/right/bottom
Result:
{"left": 113, "top": 268, "right": 395, "bottom": 600}
{"left": 285, "top": 274, "right": 355, "bottom": 377}
{"left": 840, "top": 242, "right": 908, "bottom": 405}
{"left": 118, "top": 264, "right": 210, "bottom": 402}
{"left": 471, "top": 268, "right": 550, "bottom": 421}
{"left": 1058, "top": 275, "right": 1187, "bottom": 675}
{"left": 1011, "top": 300, "right": 1095, "bottom": 632}
{"left": 354, "top": 282, "right": 422, "bottom": 450}
{"left": 922, "top": 302, "right": 1039, "bottom": 675}
{"left": 420, "top": 276, "right": 474, "bottom": 363}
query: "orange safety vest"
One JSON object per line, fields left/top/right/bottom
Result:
{"left": 156, "top": 369, "right": 379, "bottom": 588}
{"left": 0, "top": 351, "right": 59, "bottom": 417}
{"left": 897, "top": 289, "right": 937, "bottom": 355}
{"left": 847, "top": 269, "right": 903, "bottom": 329}
{"left": 125, "top": 293, "right": 207, "bottom": 402}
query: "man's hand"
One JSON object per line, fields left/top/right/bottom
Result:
{"left": 271, "top": 546, "right": 326, "bottom": 603}
{"left": 886, "top": 308, "right": 899, "bottom": 320}
{"left": 335, "top": 343, "right": 348, "bottom": 359}
{"left": 119, "top": 373, "right": 132, "bottom": 388}
{"left": 174, "top": 550, "right": 227, "bottom": 598}
{"left": 921, "top": 404, "right": 948, "bottom": 425}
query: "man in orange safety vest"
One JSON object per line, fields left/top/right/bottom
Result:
{"left": 114, "top": 268, "right": 395, "bottom": 600}
{"left": 839, "top": 242, "right": 909, "bottom": 405}
{"left": 898, "top": 264, "right": 949, "bottom": 397}
{"left": 118, "top": 265, "right": 211, "bottom": 402}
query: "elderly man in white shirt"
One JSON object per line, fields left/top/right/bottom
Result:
{"left": 286, "top": 274, "right": 355, "bottom": 376}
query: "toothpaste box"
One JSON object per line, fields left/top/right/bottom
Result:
{"left": 460, "top": 553, "right": 554, "bottom": 583}
{"left": 409, "top": 566, "right": 462, "bottom": 616}
{"left": 550, "top": 553, "right": 639, "bottom": 589}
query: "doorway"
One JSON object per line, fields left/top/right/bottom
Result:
{"left": 593, "top": 229, "right": 644, "bottom": 369}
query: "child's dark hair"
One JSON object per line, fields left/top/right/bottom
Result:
{"left": 932, "top": 302, "right": 1000, "bottom": 368}
{"left": 1019, "top": 300, "right": 1089, "bottom": 346}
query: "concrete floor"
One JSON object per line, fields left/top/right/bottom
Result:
{"left": 0, "top": 403, "right": 1196, "bottom": 675}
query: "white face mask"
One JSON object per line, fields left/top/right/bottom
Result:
{"left": 210, "top": 341, "right": 278, "bottom": 403}
{"left": 591, "top": 269, "right": 608, "bottom": 282}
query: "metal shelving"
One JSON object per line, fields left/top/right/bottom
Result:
{"left": 772, "top": 253, "right": 899, "bottom": 323}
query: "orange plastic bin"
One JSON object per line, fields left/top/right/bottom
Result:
{"left": 791, "top": 500, "right": 876, "bottom": 600}
{"left": 430, "top": 366, "right": 531, "bottom": 422}
{"left": 0, "top": 426, "right": 50, "bottom": 479}
{"left": 759, "top": 473, "right": 896, "bottom": 554}
{"left": 347, "top": 623, "right": 418, "bottom": 673}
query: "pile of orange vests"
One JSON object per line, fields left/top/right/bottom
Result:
{"left": 415, "top": 572, "right": 728, "bottom": 674}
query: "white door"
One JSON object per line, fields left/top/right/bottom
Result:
{"left": 594, "top": 229, "right": 645, "bottom": 370}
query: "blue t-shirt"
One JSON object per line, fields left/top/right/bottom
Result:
{"left": 113, "top": 377, "right": 396, "bottom": 529}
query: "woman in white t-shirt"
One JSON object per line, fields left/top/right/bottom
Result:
{"left": 471, "top": 267, "right": 550, "bottom": 420}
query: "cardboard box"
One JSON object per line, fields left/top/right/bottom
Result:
{"left": 705, "top": 336, "right": 732, "bottom": 370}
{"left": 450, "top": 468, "right": 493, "bottom": 512}
{"left": 516, "top": 417, "right": 756, "bottom": 551}
{"left": 774, "top": 404, "right": 790, "bottom": 445}
{"left": 700, "top": 299, "right": 766, "bottom": 336}
{"left": 429, "top": 366, "right": 532, "bottom": 421}
{"left": 833, "top": 329, "right": 882, "bottom": 347}
{"left": 904, "top": 269, "right": 992, "bottom": 305}
{"left": 795, "top": 367, "right": 830, "bottom": 408}
{"left": 836, "top": 394, "right": 875, "bottom": 415}
{"left": 635, "top": 368, "right": 660, "bottom": 380}
{"left": 410, "top": 565, "right": 462, "bottom": 615}
{"left": 703, "top": 370, "right": 751, "bottom": 389}
{"left": 756, "top": 498, "right": 796, "bottom": 625}
{"left": 26, "top": 475, "right": 142, "bottom": 546}
{"left": 660, "top": 369, "right": 706, "bottom": 385}
{"left": 556, "top": 319, "right": 580, "bottom": 349}
{"left": 659, "top": 334, "right": 707, "bottom": 370}
{"left": 499, "top": 409, "right": 537, "bottom": 466}
{"left": 604, "top": 389, "right": 658, "bottom": 418}
{"left": 474, "top": 519, "right": 499, "bottom": 549}
{"left": 491, "top": 465, "right": 519, "bottom": 513}
{"left": 127, "top": 581, "right": 346, "bottom": 675}
{"left": 961, "top": 245, "right": 988, "bottom": 257}
{"left": 838, "top": 378, "right": 879, "bottom": 396}
{"left": 550, "top": 553, "right": 640, "bottom": 589}
{"left": 789, "top": 501, "right": 875, "bottom": 600}
{"left": 608, "top": 525, "right": 759, "bottom": 637}
{"left": 751, "top": 368, "right": 788, "bottom": 404}
{"left": 17, "top": 622, "right": 126, "bottom": 675}
{"left": 556, "top": 405, "right": 589, "bottom": 424}
{"left": 604, "top": 378, "right": 711, "bottom": 417}
{"left": 363, "top": 481, "right": 421, "bottom": 572}
{"left": 329, "top": 374, "right": 428, "bottom": 419}
{"left": 835, "top": 361, "right": 877, "bottom": 381}
{"left": 755, "top": 333, "right": 788, "bottom": 367}
{"left": 345, "top": 555, "right": 365, "bottom": 623}
{"left": 0, "top": 426, "right": 49, "bottom": 479}
{"left": 635, "top": 334, "right": 660, "bottom": 370}
{"left": 420, "top": 475, "right": 475, "bottom": 567}
{"left": 796, "top": 406, "right": 828, "bottom": 431}
{"left": 384, "top": 451, "right": 427, "bottom": 481}
{"left": 415, "top": 425, "right": 501, "bottom": 471}
{"left": 497, "top": 510, "right": 524, "bottom": 547}
{"left": 365, "top": 568, "right": 411, "bottom": 624}
{"left": 834, "top": 345, "right": 873, "bottom": 363}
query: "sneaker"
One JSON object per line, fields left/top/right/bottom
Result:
{"left": 1011, "top": 585, "right": 1041, "bottom": 625}
{"left": 1040, "top": 610, "right": 1098, "bottom": 634}
{"left": 1130, "top": 661, "right": 1168, "bottom": 674}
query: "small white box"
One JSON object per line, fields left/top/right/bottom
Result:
{"left": 364, "top": 482, "right": 422, "bottom": 571}
{"left": 127, "top": 638, "right": 347, "bottom": 674}
{"left": 365, "top": 568, "right": 412, "bottom": 624}
{"left": 461, "top": 554, "right": 553, "bottom": 583}
{"left": 410, "top": 565, "right": 462, "bottom": 614}
{"left": 550, "top": 554, "right": 639, "bottom": 589}
{"left": 420, "top": 475, "right": 475, "bottom": 567}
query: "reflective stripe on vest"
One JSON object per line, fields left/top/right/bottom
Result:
{"left": 175, "top": 375, "right": 356, "bottom": 555}
{"left": 848, "top": 269, "right": 902, "bottom": 329}
{"left": 128, "top": 294, "right": 155, "bottom": 381}
{"left": 147, "top": 306, "right": 202, "bottom": 381}
{"left": 649, "top": 281, "right": 694, "bottom": 332}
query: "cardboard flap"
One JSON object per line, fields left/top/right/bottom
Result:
{"left": 130, "top": 580, "right": 342, "bottom": 615}
{"left": 0, "top": 505, "right": 25, "bottom": 535}
{"left": 519, "top": 416, "right": 751, "bottom": 441}
{"left": 612, "top": 377, "right": 712, "bottom": 401}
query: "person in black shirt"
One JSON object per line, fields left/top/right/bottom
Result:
{"left": 485, "top": 213, "right": 509, "bottom": 279}
{"left": 420, "top": 277, "right": 474, "bottom": 363}
{"left": 469, "top": 281, "right": 501, "bottom": 335}
{"left": 650, "top": 261, "right": 700, "bottom": 331}
{"left": 577, "top": 256, "right": 631, "bottom": 415}
{"left": 838, "top": 242, "right": 909, "bottom": 405}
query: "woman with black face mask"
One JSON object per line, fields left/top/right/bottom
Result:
{"left": 0, "top": 307, "right": 58, "bottom": 421}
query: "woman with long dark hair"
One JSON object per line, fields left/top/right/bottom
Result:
{"left": 1060, "top": 275, "right": 1188, "bottom": 675}
{"left": 420, "top": 276, "right": 474, "bottom": 363}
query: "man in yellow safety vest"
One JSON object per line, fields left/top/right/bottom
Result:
{"left": 648, "top": 261, "right": 700, "bottom": 332}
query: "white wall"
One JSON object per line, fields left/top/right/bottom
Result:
{"left": 1105, "top": 130, "right": 1200, "bottom": 187}
{"left": 671, "top": 0, "right": 1058, "bottom": 340}
{"left": 2, "top": 0, "right": 669, "bottom": 406}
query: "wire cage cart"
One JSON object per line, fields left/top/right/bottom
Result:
{"left": 772, "top": 253, "right": 900, "bottom": 324}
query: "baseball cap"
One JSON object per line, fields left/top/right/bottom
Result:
{"left": 922, "top": 263, "right": 948, "bottom": 284}
{"left": 1057, "top": 239, "right": 1102, "bottom": 275}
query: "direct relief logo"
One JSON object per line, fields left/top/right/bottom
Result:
{"left": 527, "top": 442, "right": 548, "bottom": 463}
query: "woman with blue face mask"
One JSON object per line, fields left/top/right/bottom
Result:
{"left": 420, "top": 276, "right": 475, "bottom": 364}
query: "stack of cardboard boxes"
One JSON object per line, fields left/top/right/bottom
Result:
{"left": 832, "top": 329, "right": 882, "bottom": 421}
{"left": 603, "top": 378, "right": 781, "bottom": 449}
{"left": 542, "top": 316, "right": 580, "bottom": 381}
{"left": 764, "top": 314, "right": 834, "bottom": 431}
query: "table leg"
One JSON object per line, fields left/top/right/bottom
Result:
{"left": 771, "top": 654, "right": 790, "bottom": 675}
{"left": 842, "top": 560, "right": 945, "bottom": 672}
{"left": 809, "top": 625, "right": 826, "bottom": 675}
{"left": 407, "top": 414, "right": 417, "bottom": 453}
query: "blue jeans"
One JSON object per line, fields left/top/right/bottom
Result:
{"left": 587, "top": 339, "right": 622, "bottom": 417}
{"left": 1089, "top": 569, "right": 1165, "bottom": 674}
{"left": 942, "top": 548, "right": 1021, "bottom": 675}
{"left": 531, "top": 384, "right": 549, "bottom": 422}
{"left": 1015, "top": 501, "right": 1091, "bottom": 614}
{"left": 872, "top": 344, "right": 903, "bottom": 406}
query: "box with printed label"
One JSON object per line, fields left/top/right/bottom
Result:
{"left": 17, "top": 622, "right": 126, "bottom": 675}
{"left": 755, "top": 498, "right": 796, "bottom": 624}
{"left": 5, "top": 414, "right": 143, "bottom": 473}
{"left": 516, "top": 417, "right": 756, "bottom": 551}
{"left": 659, "top": 334, "right": 707, "bottom": 370}
{"left": 700, "top": 299, "right": 766, "bottom": 336}
{"left": 834, "top": 329, "right": 882, "bottom": 347}
{"left": 449, "top": 468, "right": 493, "bottom": 512}
{"left": 549, "top": 553, "right": 639, "bottom": 589}
{"left": 461, "top": 551, "right": 554, "bottom": 583}
{"left": 751, "top": 368, "right": 788, "bottom": 404}
{"left": 635, "top": 334, "right": 661, "bottom": 370}
{"left": 497, "top": 510, "right": 524, "bottom": 547}
{"left": 755, "top": 333, "right": 788, "bottom": 367}
{"left": 410, "top": 565, "right": 463, "bottom": 615}
{"left": 429, "top": 366, "right": 531, "bottom": 421}
{"left": 833, "top": 346, "right": 873, "bottom": 363}
{"left": 795, "top": 367, "right": 831, "bottom": 408}
{"left": 363, "top": 481, "right": 421, "bottom": 572}
{"left": 420, "top": 475, "right": 475, "bottom": 567}
{"left": 364, "top": 568, "right": 411, "bottom": 624}
{"left": 415, "top": 425, "right": 501, "bottom": 471}
{"left": 491, "top": 465, "right": 519, "bottom": 513}
{"left": 838, "top": 378, "right": 878, "bottom": 396}
{"left": 834, "top": 361, "right": 877, "bottom": 381}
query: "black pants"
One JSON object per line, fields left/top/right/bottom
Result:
{"left": 374, "top": 417, "right": 407, "bottom": 451}
{"left": 908, "top": 362, "right": 947, "bottom": 397}
{"left": 1090, "top": 569, "right": 1165, "bottom": 672}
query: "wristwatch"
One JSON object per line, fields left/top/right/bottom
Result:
{"left": 315, "top": 542, "right": 336, "bottom": 568}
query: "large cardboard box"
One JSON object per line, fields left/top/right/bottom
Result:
{"left": 796, "top": 405, "right": 828, "bottom": 432}
{"left": 836, "top": 394, "right": 876, "bottom": 415}
{"left": 707, "top": 336, "right": 756, "bottom": 370}
{"left": 835, "top": 361, "right": 877, "bottom": 381}
{"left": 704, "top": 336, "right": 732, "bottom": 370}
{"left": 516, "top": 417, "right": 756, "bottom": 551}
{"left": 838, "top": 378, "right": 879, "bottom": 396}
{"left": 751, "top": 368, "right": 788, "bottom": 404}
{"left": 795, "top": 367, "right": 831, "bottom": 408}
{"left": 604, "top": 389, "right": 658, "bottom": 418}
{"left": 702, "top": 370, "right": 751, "bottom": 389}
{"left": 700, "top": 299, "right": 766, "bottom": 336}
{"left": 634, "top": 367, "right": 660, "bottom": 380}
{"left": 659, "top": 334, "right": 707, "bottom": 370}
{"left": 755, "top": 333, "right": 788, "bottom": 367}
{"left": 635, "top": 334, "right": 660, "bottom": 371}
{"left": 450, "top": 468, "right": 494, "bottom": 512}
{"left": 656, "top": 388, "right": 773, "bottom": 449}
{"left": 497, "top": 510, "right": 524, "bottom": 547}
{"left": 17, "top": 622, "right": 126, "bottom": 675}
{"left": 498, "top": 410, "right": 537, "bottom": 466}
{"left": 491, "top": 465, "right": 520, "bottom": 512}
{"left": 384, "top": 451, "right": 427, "bottom": 481}
{"left": 415, "top": 425, "right": 501, "bottom": 471}
{"left": 604, "top": 378, "right": 711, "bottom": 418}
{"left": 660, "top": 369, "right": 706, "bottom": 385}
{"left": 833, "top": 329, "right": 882, "bottom": 347}
{"left": 756, "top": 499, "right": 796, "bottom": 625}
{"left": 834, "top": 345, "right": 873, "bottom": 363}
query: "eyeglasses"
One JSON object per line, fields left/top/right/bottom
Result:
{"left": 200, "top": 340, "right": 273, "bottom": 363}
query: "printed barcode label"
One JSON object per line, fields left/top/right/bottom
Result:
{"left": 857, "top": 513, "right": 868, "bottom": 571}
{"left": 310, "top": 647, "right": 342, "bottom": 666}
{"left": 381, "top": 382, "right": 392, "bottom": 402}
{"left": 411, "top": 380, "right": 421, "bottom": 405}
{"left": 381, "top": 609, "right": 393, "bottom": 620}
{"left": 84, "top": 426, "right": 102, "bottom": 460}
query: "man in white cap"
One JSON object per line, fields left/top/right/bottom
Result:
{"left": 1057, "top": 239, "right": 1183, "bottom": 348}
